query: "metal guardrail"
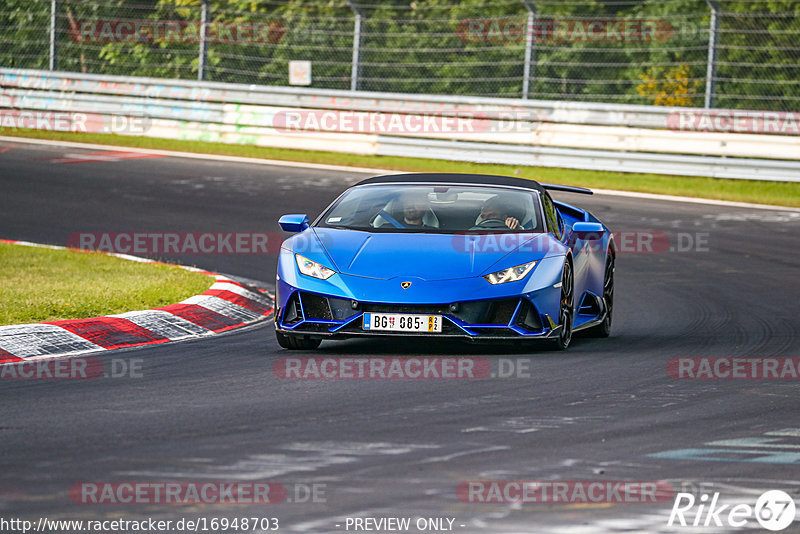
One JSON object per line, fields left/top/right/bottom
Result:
{"left": 1, "top": 68, "right": 799, "bottom": 182}
{"left": 0, "top": 68, "right": 687, "bottom": 127}
{"left": 376, "top": 137, "right": 800, "bottom": 182}
{"left": 7, "top": 88, "right": 797, "bottom": 161}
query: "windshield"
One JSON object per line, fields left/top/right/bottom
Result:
{"left": 317, "top": 184, "right": 544, "bottom": 233}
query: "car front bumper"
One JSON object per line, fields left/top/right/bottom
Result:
{"left": 274, "top": 287, "right": 563, "bottom": 341}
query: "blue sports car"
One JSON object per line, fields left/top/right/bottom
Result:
{"left": 275, "top": 173, "right": 614, "bottom": 350}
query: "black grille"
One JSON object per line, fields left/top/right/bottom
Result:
{"left": 283, "top": 294, "right": 303, "bottom": 325}
{"left": 578, "top": 293, "right": 602, "bottom": 316}
{"left": 300, "top": 293, "right": 333, "bottom": 321}
{"left": 485, "top": 299, "right": 519, "bottom": 325}
{"left": 364, "top": 299, "right": 520, "bottom": 326}
{"left": 514, "top": 300, "right": 543, "bottom": 332}
{"left": 285, "top": 296, "right": 541, "bottom": 336}
{"left": 328, "top": 297, "right": 358, "bottom": 321}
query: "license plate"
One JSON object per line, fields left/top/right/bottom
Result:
{"left": 363, "top": 313, "right": 442, "bottom": 333}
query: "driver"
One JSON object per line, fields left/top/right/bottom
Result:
{"left": 399, "top": 190, "right": 431, "bottom": 228}
{"left": 474, "top": 196, "right": 520, "bottom": 230}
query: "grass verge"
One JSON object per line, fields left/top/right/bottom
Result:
{"left": 2, "top": 129, "right": 800, "bottom": 207}
{"left": 0, "top": 243, "right": 213, "bottom": 326}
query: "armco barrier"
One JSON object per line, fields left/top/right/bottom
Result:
{"left": 1, "top": 68, "right": 799, "bottom": 182}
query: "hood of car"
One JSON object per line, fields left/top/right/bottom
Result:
{"left": 307, "top": 228, "right": 551, "bottom": 281}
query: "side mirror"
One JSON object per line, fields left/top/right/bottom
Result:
{"left": 572, "top": 221, "right": 604, "bottom": 240}
{"left": 279, "top": 214, "right": 310, "bottom": 233}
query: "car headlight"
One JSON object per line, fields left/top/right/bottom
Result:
{"left": 484, "top": 261, "right": 537, "bottom": 285}
{"left": 295, "top": 254, "right": 336, "bottom": 280}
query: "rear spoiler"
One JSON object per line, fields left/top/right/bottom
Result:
{"left": 541, "top": 183, "right": 593, "bottom": 195}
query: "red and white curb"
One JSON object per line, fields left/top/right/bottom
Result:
{"left": 0, "top": 239, "right": 273, "bottom": 364}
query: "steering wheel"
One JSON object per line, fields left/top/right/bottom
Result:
{"left": 473, "top": 218, "right": 511, "bottom": 229}
{"left": 377, "top": 209, "right": 405, "bottom": 229}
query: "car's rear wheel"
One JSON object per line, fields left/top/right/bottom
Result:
{"left": 549, "top": 261, "right": 574, "bottom": 351}
{"left": 585, "top": 253, "right": 614, "bottom": 338}
{"left": 275, "top": 331, "right": 321, "bottom": 350}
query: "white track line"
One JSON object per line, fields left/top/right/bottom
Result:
{"left": 2, "top": 135, "right": 798, "bottom": 212}
{"left": 0, "top": 135, "right": 395, "bottom": 174}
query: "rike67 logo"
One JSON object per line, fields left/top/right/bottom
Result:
{"left": 668, "top": 490, "right": 796, "bottom": 531}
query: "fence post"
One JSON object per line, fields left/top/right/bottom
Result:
{"left": 345, "top": 0, "right": 364, "bottom": 91}
{"left": 704, "top": 0, "right": 720, "bottom": 108}
{"left": 521, "top": 0, "right": 536, "bottom": 99}
{"left": 49, "top": 0, "right": 58, "bottom": 71}
{"left": 198, "top": 0, "right": 209, "bottom": 81}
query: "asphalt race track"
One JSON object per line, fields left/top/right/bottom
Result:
{"left": 2, "top": 141, "right": 800, "bottom": 533}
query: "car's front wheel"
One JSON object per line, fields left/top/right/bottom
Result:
{"left": 549, "top": 260, "right": 574, "bottom": 351}
{"left": 275, "top": 331, "right": 321, "bottom": 350}
{"left": 584, "top": 253, "right": 614, "bottom": 338}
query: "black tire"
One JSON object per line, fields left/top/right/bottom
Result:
{"left": 275, "top": 331, "right": 322, "bottom": 350}
{"left": 584, "top": 253, "right": 614, "bottom": 338}
{"left": 549, "top": 260, "right": 574, "bottom": 351}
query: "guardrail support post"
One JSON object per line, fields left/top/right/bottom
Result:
{"left": 49, "top": 0, "right": 58, "bottom": 71}
{"left": 521, "top": 0, "right": 536, "bottom": 99}
{"left": 345, "top": 0, "right": 364, "bottom": 91}
{"left": 198, "top": 0, "right": 209, "bottom": 81}
{"left": 704, "top": 0, "right": 720, "bottom": 108}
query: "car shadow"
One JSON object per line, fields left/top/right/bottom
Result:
{"left": 311, "top": 336, "right": 591, "bottom": 356}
